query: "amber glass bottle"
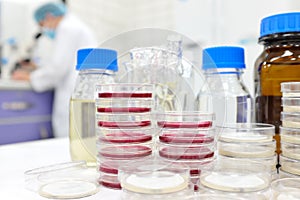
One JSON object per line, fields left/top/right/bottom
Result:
{"left": 255, "top": 12, "right": 300, "bottom": 154}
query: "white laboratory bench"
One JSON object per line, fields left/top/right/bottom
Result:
{"left": 0, "top": 138, "right": 122, "bottom": 200}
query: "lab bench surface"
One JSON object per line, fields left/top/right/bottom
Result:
{"left": 0, "top": 138, "right": 122, "bottom": 200}
{"left": 0, "top": 79, "right": 54, "bottom": 144}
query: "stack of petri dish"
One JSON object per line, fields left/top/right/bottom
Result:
{"left": 156, "top": 111, "right": 216, "bottom": 189}
{"left": 217, "top": 123, "right": 277, "bottom": 179}
{"left": 118, "top": 159, "right": 194, "bottom": 200}
{"left": 95, "top": 84, "right": 154, "bottom": 189}
{"left": 197, "top": 159, "right": 271, "bottom": 199}
{"left": 280, "top": 82, "right": 300, "bottom": 178}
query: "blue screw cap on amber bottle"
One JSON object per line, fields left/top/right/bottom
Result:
{"left": 260, "top": 12, "right": 300, "bottom": 37}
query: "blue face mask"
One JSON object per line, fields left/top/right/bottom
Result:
{"left": 42, "top": 28, "right": 56, "bottom": 39}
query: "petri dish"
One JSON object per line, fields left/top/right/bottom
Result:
{"left": 118, "top": 159, "right": 191, "bottom": 195}
{"left": 24, "top": 161, "right": 99, "bottom": 199}
{"left": 158, "top": 144, "right": 215, "bottom": 160}
{"left": 281, "top": 112, "right": 300, "bottom": 129}
{"left": 217, "top": 123, "right": 275, "bottom": 143}
{"left": 280, "top": 126, "right": 300, "bottom": 144}
{"left": 96, "top": 84, "right": 154, "bottom": 99}
{"left": 96, "top": 98, "right": 152, "bottom": 113}
{"left": 98, "top": 145, "right": 152, "bottom": 159}
{"left": 159, "top": 129, "right": 215, "bottom": 144}
{"left": 280, "top": 156, "right": 300, "bottom": 176}
{"left": 282, "top": 97, "right": 300, "bottom": 112}
{"left": 156, "top": 111, "right": 214, "bottom": 129}
{"left": 281, "top": 142, "right": 300, "bottom": 160}
{"left": 97, "top": 112, "right": 152, "bottom": 128}
{"left": 39, "top": 180, "right": 99, "bottom": 199}
{"left": 199, "top": 160, "right": 270, "bottom": 193}
{"left": 281, "top": 82, "right": 300, "bottom": 97}
{"left": 270, "top": 178, "right": 300, "bottom": 200}
{"left": 98, "top": 173, "right": 121, "bottom": 190}
{"left": 218, "top": 140, "right": 276, "bottom": 158}
{"left": 99, "top": 132, "right": 152, "bottom": 144}
{"left": 279, "top": 169, "right": 300, "bottom": 178}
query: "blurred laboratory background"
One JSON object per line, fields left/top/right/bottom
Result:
{"left": 1, "top": 0, "right": 300, "bottom": 144}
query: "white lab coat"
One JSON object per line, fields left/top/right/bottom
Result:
{"left": 30, "top": 13, "right": 97, "bottom": 137}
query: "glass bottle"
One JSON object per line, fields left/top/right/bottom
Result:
{"left": 69, "top": 48, "right": 118, "bottom": 167}
{"left": 254, "top": 12, "right": 300, "bottom": 153}
{"left": 198, "top": 46, "right": 252, "bottom": 126}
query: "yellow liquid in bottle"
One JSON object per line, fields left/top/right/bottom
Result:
{"left": 69, "top": 99, "right": 96, "bottom": 167}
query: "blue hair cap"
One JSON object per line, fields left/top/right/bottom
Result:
{"left": 34, "top": 2, "right": 67, "bottom": 23}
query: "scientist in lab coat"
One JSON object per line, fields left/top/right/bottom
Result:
{"left": 12, "top": 2, "right": 97, "bottom": 137}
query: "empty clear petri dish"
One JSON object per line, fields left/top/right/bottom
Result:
{"left": 218, "top": 140, "right": 276, "bottom": 158}
{"left": 118, "top": 159, "right": 193, "bottom": 199}
{"left": 270, "top": 178, "right": 300, "bottom": 200}
{"left": 281, "top": 112, "right": 300, "bottom": 129}
{"left": 156, "top": 111, "right": 214, "bottom": 129}
{"left": 24, "top": 161, "right": 99, "bottom": 199}
{"left": 280, "top": 126, "right": 300, "bottom": 144}
{"left": 218, "top": 155, "right": 278, "bottom": 172}
{"left": 281, "top": 82, "right": 300, "bottom": 97}
{"left": 217, "top": 123, "right": 275, "bottom": 143}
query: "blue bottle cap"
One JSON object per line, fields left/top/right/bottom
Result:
{"left": 202, "top": 46, "right": 245, "bottom": 70}
{"left": 260, "top": 12, "right": 300, "bottom": 37}
{"left": 76, "top": 48, "right": 118, "bottom": 71}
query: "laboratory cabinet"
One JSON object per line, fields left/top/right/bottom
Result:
{"left": 0, "top": 81, "right": 54, "bottom": 144}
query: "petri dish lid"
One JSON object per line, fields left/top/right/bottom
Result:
{"left": 39, "top": 180, "right": 99, "bottom": 199}
{"left": 24, "top": 161, "right": 99, "bottom": 199}
{"left": 218, "top": 132, "right": 273, "bottom": 143}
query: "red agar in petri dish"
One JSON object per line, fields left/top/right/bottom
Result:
{"left": 98, "top": 120, "right": 151, "bottom": 128}
{"left": 159, "top": 133, "right": 214, "bottom": 144}
{"left": 157, "top": 121, "right": 212, "bottom": 128}
{"left": 99, "top": 145, "right": 152, "bottom": 159}
{"left": 98, "top": 92, "right": 152, "bottom": 98}
{"left": 98, "top": 176, "right": 121, "bottom": 190}
{"left": 99, "top": 163, "right": 118, "bottom": 174}
{"left": 97, "top": 107, "right": 151, "bottom": 113}
{"left": 159, "top": 146, "right": 214, "bottom": 160}
{"left": 99, "top": 132, "right": 152, "bottom": 144}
